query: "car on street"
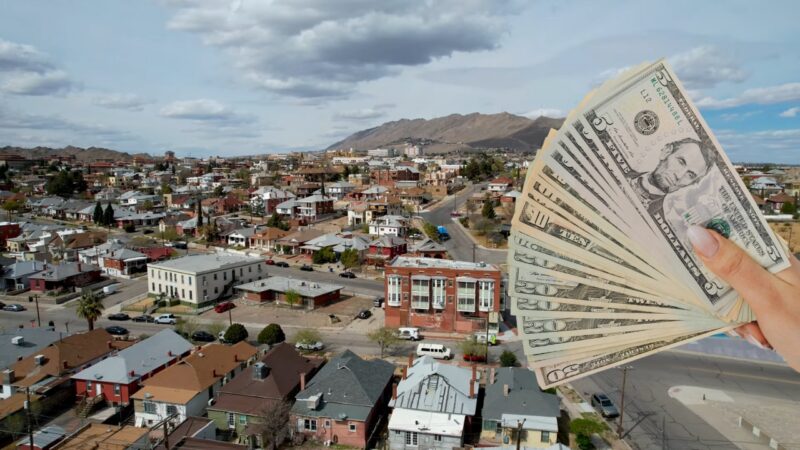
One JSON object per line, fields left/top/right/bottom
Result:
{"left": 299, "top": 264, "right": 314, "bottom": 271}
{"left": 356, "top": 309, "right": 371, "bottom": 319}
{"left": 107, "top": 313, "right": 130, "bottom": 321}
{"left": 591, "top": 393, "right": 620, "bottom": 418}
{"left": 0, "top": 301, "right": 5, "bottom": 309}
{"left": 450, "top": 211, "right": 462, "bottom": 217}
{"left": 154, "top": 313, "right": 177, "bottom": 325}
{"left": 191, "top": 330, "right": 216, "bottom": 342}
{"left": 275, "top": 261, "right": 289, "bottom": 268}
{"left": 172, "top": 241, "right": 188, "bottom": 249}
{"left": 462, "top": 353, "right": 487, "bottom": 362}
{"left": 295, "top": 341, "right": 325, "bottom": 351}
{"left": 105, "top": 326, "right": 129, "bottom": 336}
{"left": 3, "top": 304, "right": 25, "bottom": 312}
{"left": 214, "top": 302, "right": 235, "bottom": 313}
{"left": 339, "top": 271, "right": 356, "bottom": 279}
{"left": 132, "top": 314, "right": 155, "bottom": 323}
{"left": 397, "top": 327, "right": 421, "bottom": 341}
{"left": 373, "top": 296, "right": 384, "bottom": 308}
{"left": 265, "top": 259, "right": 275, "bottom": 265}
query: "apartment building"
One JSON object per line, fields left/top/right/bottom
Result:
{"left": 147, "top": 253, "right": 266, "bottom": 306}
{"left": 384, "top": 257, "right": 502, "bottom": 334}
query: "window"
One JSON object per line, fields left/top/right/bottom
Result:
{"left": 143, "top": 402, "right": 156, "bottom": 414}
{"left": 239, "top": 415, "right": 247, "bottom": 425}
{"left": 214, "top": 287, "right": 218, "bottom": 294}
{"left": 151, "top": 282, "right": 155, "bottom": 291}
{"left": 457, "top": 280, "right": 476, "bottom": 312}
{"left": 223, "top": 272, "right": 227, "bottom": 281}
{"left": 405, "top": 431, "right": 418, "bottom": 446}
{"left": 324, "top": 420, "right": 331, "bottom": 428}
{"left": 239, "top": 268, "right": 243, "bottom": 276}
{"left": 387, "top": 276, "right": 401, "bottom": 306}
{"left": 86, "top": 381, "right": 92, "bottom": 392}
{"left": 181, "top": 275, "right": 184, "bottom": 283}
{"left": 189, "top": 291, "right": 193, "bottom": 300}
{"left": 434, "top": 434, "right": 442, "bottom": 442}
{"left": 432, "top": 278, "right": 446, "bottom": 309}
{"left": 181, "top": 289, "right": 185, "bottom": 299}
{"left": 188, "top": 277, "right": 192, "bottom": 286}
{"left": 166, "top": 405, "right": 177, "bottom": 416}
{"left": 214, "top": 273, "right": 217, "bottom": 280}
{"left": 227, "top": 413, "right": 235, "bottom": 428}
{"left": 248, "top": 266, "right": 252, "bottom": 273}
{"left": 348, "top": 423, "right": 357, "bottom": 432}
{"left": 541, "top": 431, "right": 550, "bottom": 442}
{"left": 478, "top": 280, "right": 494, "bottom": 311}
{"left": 411, "top": 278, "right": 430, "bottom": 310}
{"left": 113, "top": 384, "right": 120, "bottom": 395}
{"left": 304, "top": 419, "right": 317, "bottom": 431}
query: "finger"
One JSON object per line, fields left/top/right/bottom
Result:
{"left": 736, "top": 322, "right": 772, "bottom": 350}
{"left": 776, "top": 252, "right": 800, "bottom": 286}
{"left": 687, "top": 225, "right": 785, "bottom": 313}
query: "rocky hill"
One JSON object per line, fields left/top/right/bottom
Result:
{"left": 327, "top": 112, "right": 564, "bottom": 153}
{"left": 0, "top": 145, "right": 149, "bottom": 161}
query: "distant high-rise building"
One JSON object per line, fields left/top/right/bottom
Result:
{"left": 164, "top": 150, "right": 176, "bottom": 162}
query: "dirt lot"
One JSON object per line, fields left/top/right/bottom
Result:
{"left": 769, "top": 221, "right": 800, "bottom": 253}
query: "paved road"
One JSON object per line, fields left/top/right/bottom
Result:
{"left": 421, "top": 183, "right": 507, "bottom": 265}
{"left": 571, "top": 351, "right": 800, "bottom": 450}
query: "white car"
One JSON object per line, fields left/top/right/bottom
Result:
{"left": 154, "top": 313, "right": 177, "bottom": 325}
{"left": 295, "top": 341, "right": 325, "bottom": 351}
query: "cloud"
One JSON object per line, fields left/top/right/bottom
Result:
{"left": 696, "top": 83, "right": 800, "bottom": 109}
{"left": 523, "top": 108, "right": 564, "bottom": 119}
{"left": 159, "top": 99, "right": 253, "bottom": 123}
{"left": 93, "top": 93, "right": 151, "bottom": 111}
{"left": 0, "top": 39, "right": 52, "bottom": 72}
{"left": 333, "top": 104, "right": 394, "bottom": 121}
{"left": 0, "top": 105, "right": 135, "bottom": 142}
{"left": 1, "top": 70, "right": 74, "bottom": 96}
{"left": 715, "top": 128, "right": 800, "bottom": 163}
{"left": 165, "top": 0, "right": 518, "bottom": 98}
{"left": 780, "top": 107, "right": 800, "bottom": 118}
{"left": 0, "top": 39, "right": 76, "bottom": 96}
{"left": 669, "top": 46, "right": 747, "bottom": 89}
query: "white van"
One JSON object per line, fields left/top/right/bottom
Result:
{"left": 416, "top": 343, "right": 452, "bottom": 360}
{"left": 397, "top": 327, "right": 421, "bottom": 341}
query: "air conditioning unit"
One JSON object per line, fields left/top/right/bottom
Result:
{"left": 11, "top": 336, "right": 24, "bottom": 346}
{"left": 34, "top": 355, "right": 46, "bottom": 366}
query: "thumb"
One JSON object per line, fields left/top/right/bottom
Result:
{"left": 687, "top": 225, "right": 782, "bottom": 314}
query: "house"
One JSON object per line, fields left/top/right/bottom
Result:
{"left": 78, "top": 239, "right": 126, "bottom": 267}
{"left": 176, "top": 216, "right": 199, "bottom": 236}
{"left": 0, "top": 222, "right": 20, "bottom": 250}
{"left": 147, "top": 253, "right": 267, "bottom": 306}
{"left": 275, "top": 199, "right": 299, "bottom": 218}
{"left": 291, "top": 350, "right": 394, "bottom": 449}
{"left": 766, "top": 192, "right": 795, "bottom": 213}
{"left": 15, "top": 425, "right": 66, "bottom": 450}
{"left": 226, "top": 228, "right": 255, "bottom": 248}
{"left": 248, "top": 227, "right": 290, "bottom": 253}
{"left": 100, "top": 248, "right": 148, "bottom": 277}
{"left": 488, "top": 176, "right": 514, "bottom": 193}
{"left": 0, "top": 328, "right": 62, "bottom": 373}
{"left": 72, "top": 330, "right": 193, "bottom": 406}
{"left": 47, "top": 232, "right": 97, "bottom": 262}
{"left": 235, "top": 276, "right": 343, "bottom": 309}
{"left": 407, "top": 238, "right": 447, "bottom": 259}
{"left": 300, "top": 233, "right": 370, "bottom": 260}
{"left": 368, "top": 215, "right": 409, "bottom": 237}
{"left": 115, "top": 211, "right": 166, "bottom": 229}
{"left": 46, "top": 423, "right": 148, "bottom": 450}
{"left": 296, "top": 195, "right": 335, "bottom": 222}
{"left": 154, "top": 416, "right": 247, "bottom": 450}
{"left": 501, "top": 189, "right": 521, "bottom": 204}
{"left": 323, "top": 181, "right": 356, "bottom": 200}
{"left": 202, "top": 195, "right": 243, "bottom": 215}
{"left": 480, "top": 368, "right": 560, "bottom": 448}
{"left": 384, "top": 257, "right": 503, "bottom": 334}
{"left": 207, "top": 343, "right": 324, "bottom": 447}
{"left": 131, "top": 342, "right": 259, "bottom": 427}
{"left": 366, "top": 236, "right": 408, "bottom": 267}
{"left": 749, "top": 176, "right": 783, "bottom": 195}
{"left": 274, "top": 229, "right": 327, "bottom": 255}
{"left": 394, "top": 187, "right": 429, "bottom": 208}
{"left": 250, "top": 186, "right": 295, "bottom": 214}
{"left": 388, "top": 357, "right": 479, "bottom": 450}
{"left": 28, "top": 262, "right": 102, "bottom": 293}
{"left": 347, "top": 200, "right": 404, "bottom": 227}
{"left": 1, "top": 260, "right": 45, "bottom": 291}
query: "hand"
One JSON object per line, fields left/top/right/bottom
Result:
{"left": 687, "top": 225, "right": 800, "bottom": 372}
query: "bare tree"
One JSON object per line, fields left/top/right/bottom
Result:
{"left": 250, "top": 400, "right": 293, "bottom": 450}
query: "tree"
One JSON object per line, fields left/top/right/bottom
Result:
{"left": 258, "top": 324, "right": 286, "bottom": 345}
{"left": 367, "top": 327, "right": 400, "bottom": 358}
{"left": 93, "top": 201, "right": 103, "bottom": 224}
{"left": 213, "top": 185, "right": 225, "bottom": 197}
{"left": 284, "top": 289, "right": 301, "bottom": 309}
{"left": 500, "top": 350, "right": 518, "bottom": 367}
{"left": 482, "top": 198, "right": 496, "bottom": 219}
{"left": 459, "top": 336, "right": 487, "bottom": 359}
{"left": 340, "top": 248, "right": 360, "bottom": 269}
{"left": 422, "top": 222, "right": 439, "bottom": 240}
{"left": 474, "top": 218, "right": 495, "bottom": 236}
{"left": 76, "top": 291, "right": 104, "bottom": 330}
{"left": 141, "top": 199, "right": 154, "bottom": 211}
{"left": 781, "top": 202, "right": 797, "bottom": 215}
{"left": 312, "top": 246, "right": 336, "bottom": 264}
{"left": 266, "top": 212, "right": 289, "bottom": 231}
{"left": 207, "top": 321, "right": 227, "bottom": 340}
{"left": 45, "top": 170, "right": 76, "bottom": 197}
{"left": 161, "top": 184, "right": 172, "bottom": 194}
{"left": 197, "top": 199, "right": 204, "bottom": 228}
{"left": 251, "top": 400, "right": 293, "bottom": 450}
{"left": 103, "top": 203, "right": 114, "bottom": 227}
{"left": 295, "top": 328, "right": 321, "bottom": 345}
{"left": 2, "top": 198, "right": 24, "bottom": 220}
{"left": 176, "top": 318, "right": 201, "bottom": 339}
{"left": 223, "top": 323, "right": 249, "bottom": 344}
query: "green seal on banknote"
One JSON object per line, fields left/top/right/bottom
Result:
{"left": 705, "top": 218, "right": 731, "bottom": 238}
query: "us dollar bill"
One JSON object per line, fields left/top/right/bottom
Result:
{"left": 518, "top": 316, "right": 684, "bottom": 339}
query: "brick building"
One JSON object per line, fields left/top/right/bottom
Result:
{"left": 384, "top": 257, "right": 502, "bottom": 334}
{"left": 0, "top": 222, "right": 21, "bottom": 250}
{"left": 234, "top": 277, "right": 343, "bottom": 310}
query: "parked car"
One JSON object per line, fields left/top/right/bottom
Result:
{"left": 397, "top": 327, "right": 421, "bottom": 341}
{"left": 132, "top": 314, "right": 155, "bottom": 323}
{"left": 265, "top": 259, "right": 275, "bottom": 265}
{"left": 474, "top": 332, "right": 498, "bottom": 346}
{"left": 275, "top": 261, "right": 289, "bottom": 268}
{"left": 299, "top": 264, "right": 314, "bottom": 272}
{"left": 356, "top": 309, "right": 371, "bottom": 319}
{"left": 416, "top": 343, "right": 452, "bottom": 360}
{"left": 450, "top": 211, "right": 462, "bottom": 217}
{"left": 3, "top": 304, "right": 25, "bottom": 312}
{"left": 154, "top": 313, "right": 177, "bottom": 325}
{"left": 107, "top": 313, "right": 130, "bottom": 321}
{"left": 218, "top": 330, "right": 228, "bottom": 343}
{"left": 172, "top": 241, "right": 188, "bottom": 249}
{"left": 295, "top": 341, "right": 325, "bottom": 351}
{"left": 0, "top": 301, "right": 5, "bottom": 309}
{"left": 339, "top": 271, "right": 356, "bottom": 279}
{"left": 373, "top": 296, "right": 384, "bottom": 308}
{"left": 191, "top": 330, "right": 216, "bottom": 342}
{"left": 105, "top": 326, "right": 129, "bottom": 336}
{"left": 462, "top": 353, "right": 487, "bottom": 362}
{"left": 214, "top": 302, "right": 235, "bottom": 313}
{"left": 591, "top": 393, "right": 620, "bottom": 418}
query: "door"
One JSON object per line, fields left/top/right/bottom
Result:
{"left": 96, "top": 383, "right": 103, "bottom": 396}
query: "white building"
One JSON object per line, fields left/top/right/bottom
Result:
{"left": 147, "top": 253, "right": 266, "bottom": 306}
{"left": 367, "top": 148, "right": 397, "bottom": 158}
{"left": 369, "top": 215, "right": 409, "bottom": 237}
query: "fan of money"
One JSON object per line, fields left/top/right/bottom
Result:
{"left": 509, "top": 61, "right": 790, "bottom": 388}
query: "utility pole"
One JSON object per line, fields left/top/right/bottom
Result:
{"left": 163, "top": 420, "right": 170, "bottom": 449}
{"left": 515, "top": 419, "right": 526, "bottom": 450}
{"left": 25, "top": 387, "right": 33, "bottom": 449}
{"left": 228, "top": 307, "right": 233, "bottom": 326}
{"left": 617, "top": 366, "right": 633, "bottom": 435}
{"left": 29, "top": 294, "right": 41, "bottom": 327}
{"left": 472, "top": 243, "right": 476, "bottom": 262}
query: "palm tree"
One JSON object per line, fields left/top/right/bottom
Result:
{"left": 76, "top": 291, "right": 104, "bottom": 330}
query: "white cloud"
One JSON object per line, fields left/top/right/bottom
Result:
{"left": 1, "top": 70, "right": 73, "bottom": 96}
{"left": 715, "top": 128, "right": 800, "bottom": 163}
{"left": 93, "top": 93, "right": 150, "bottom": 111}
{"left": 696, "top": 83, "right": 800, "bottom": 109}
{"left": 165, "top": 0, "right": 519, "bottom": 98}
{"left": 523, "top": 108, "right": 564, "bottom": 119}
{"left": 670, "top": 46, "right": 747, "bottom": 89}
{"left": 334, "top": 104, "right": 394, "bottom": 121}
{"left": 780, "top": 107, "right": 800, "bottom": 118}
{"left": 0, "top": 38, "right": 52, "bottom": 72}
{"left": 160, "top": 99, "right": 252, "bottom": 123}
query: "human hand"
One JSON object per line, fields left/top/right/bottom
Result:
{"left": 687, "top": 225, "right": 800, "bottom": 372}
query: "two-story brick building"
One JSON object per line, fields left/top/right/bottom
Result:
{"left": 384, "top": 257, "right": 502, "bottom": 334}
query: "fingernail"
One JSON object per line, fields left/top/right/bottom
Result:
{"left": 745, "top": 334, "right": 766, "bottom": 350}
{"left": 688, "top": 225, "right": 719, "bottom": 258}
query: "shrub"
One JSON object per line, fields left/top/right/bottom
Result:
{"left": 258, "top": 324, "right": 286, "bottom": 345}
{"left": 500, "top": 350, "right": 518, "bottom": 367}
{"left": 123, "top": 223, "right": 136, "bottom": 233}
{"left": 223, "top": 323, "right": 249, "bottom": 344}
{"left": 576, "top": 433, "right": 593, "bottom": 450}
{"left": 459, "top": 217, "right": 469, "bottom": 228}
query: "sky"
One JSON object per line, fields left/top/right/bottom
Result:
{"left": 0, "top": 0, "right": 799, "bottom": 162}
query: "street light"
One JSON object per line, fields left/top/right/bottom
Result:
{"left": 616, "top": 366, "right": 634, "bottom": 435}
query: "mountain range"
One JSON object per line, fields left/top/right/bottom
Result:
{"left": 0, "top": 145, "right": 149, "bottom": 162}
{"left": 327, "top": 112, "right": 564, "bottom": 153}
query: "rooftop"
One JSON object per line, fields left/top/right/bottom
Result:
{"left": 148, "top": 253, "right": 264, "bottom": 274}
{"left": 389, "top": 356, "right": 478, "bottom": 415}
{"left": 0, "top": 327, "right": 62, "bottom": 370}
{"left": 388, "top": 256, "right": 499, "bottom": 271}
{"left": 482, "top": 367, "right": 560, "bottom": 423}
{"left": 235, "top": 276, "right": 343, "bottom": 297}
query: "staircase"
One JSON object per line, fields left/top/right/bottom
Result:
{"left": 76, "top": 394, "right": 105, "bottom": 418}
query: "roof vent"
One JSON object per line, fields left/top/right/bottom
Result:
{"left": 307, "top": 394, "right": 321, "bottom": 410}
{"left": 34, "top": 354, "right": 46, "bottom": 366}
{"left": 11, "top": 336, "right": 24, "bottom": 345}
{"left": 252, "top": 362, "right": 269, "bottom": 380}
